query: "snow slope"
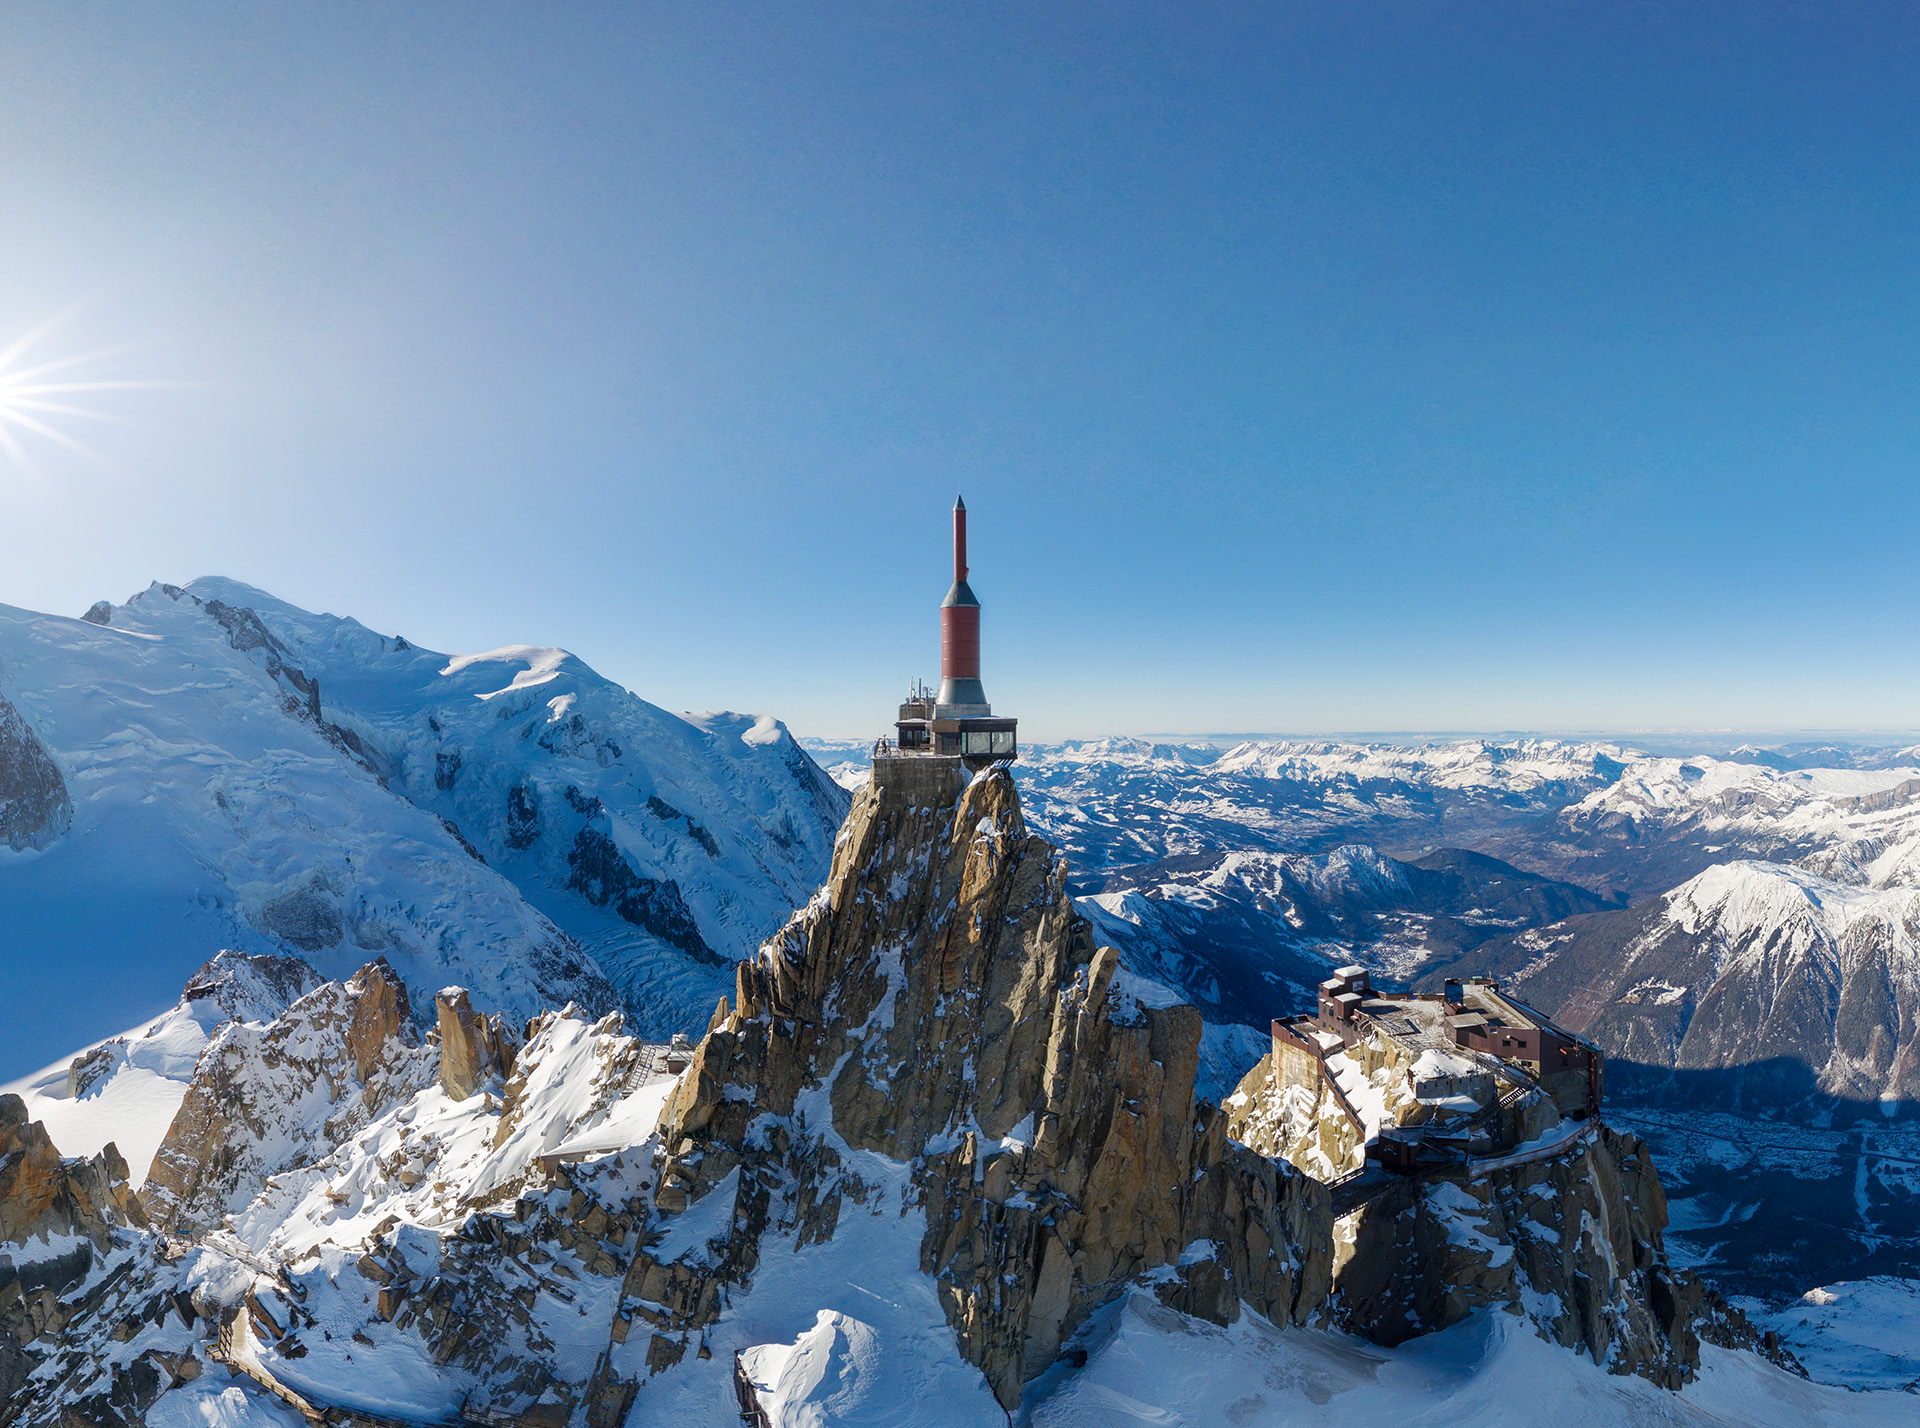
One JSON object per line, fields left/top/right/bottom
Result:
{"left": 1027, "top": 1293, "right": 1913, "bottom": 1427}
{"left": 0, "top": 952, "right": 328, "bottom": 1187}
{"left": 643, "top": 1153, "right": 1009, "bottom": 1428}
{"left": 1446, "top": 859, "right": 1920, "bottom": 1108}
{"left": 1748, "top": 1279, "right": 1920, "bottom": 1392}
{"left": 5, "top": 1005, "right": 235, "bottom": 1190}
{"left": 0, "top": 580, "right": 845, "bottom": 1079}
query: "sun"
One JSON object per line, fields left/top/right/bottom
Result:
{"left": 0, "top": 310, "right": 169, "bottom": 477}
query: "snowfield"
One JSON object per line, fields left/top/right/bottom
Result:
{"left": 3, "top": 949, "right": 323, "bottom": 1182}
{"left": 7, "top": 1001, "right": 242, "bottom": 1188}
{"left": 1025, "top": 1295, "right": 1915, "bottom": 1428}
{"left": 0, "top": 579, "right": 846, "bottom": 1080}
{"left": 648, "top": 1153, "right": 1010, "bottom": 1428}
{"left": 1749, "top": 1278, "right": 1920, "bottom": 1393}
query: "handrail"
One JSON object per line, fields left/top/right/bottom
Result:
{"left": 1467, "top": 1115, "right": 1600, "bottom": 1179}
{"left": 735, "top": 1350, "right": 774, "bottom": 1426}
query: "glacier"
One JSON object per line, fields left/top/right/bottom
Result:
{"left": 0, "top": 578, "right": 847, "bottom": 1082}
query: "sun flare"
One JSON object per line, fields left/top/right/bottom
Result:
{"left": 0, "top": 311, "right": 170, "bottom": 476}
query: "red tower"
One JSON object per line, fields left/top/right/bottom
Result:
{"left": 891, "top": 495, "right": 1018, "bottom": 766}
{"left": 938, "top": 496, "right": 984, "bottom": 711}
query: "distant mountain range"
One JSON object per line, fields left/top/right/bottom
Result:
{"left": 811, "top": 734, "right": 1920, "bottom": 1121}
{"left": 1078, "top": 844, "right": 1611, "bottom": 1029}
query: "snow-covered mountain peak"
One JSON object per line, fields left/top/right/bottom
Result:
{"left": 1660, "top": 859, "right": 1920, "bottom": 969}
{"left": 1569, "top": 756, "right": 1920, "bottom": 821}
{"left": 0, "top": 579, "right": 847, "bottom": 1081}
{"left": 1450, "top": 854, "right": 1920, "bottom": 1107}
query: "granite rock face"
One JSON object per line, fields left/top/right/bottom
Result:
{"left": 0, "top": 688, "right": 69, "bottom": 853}
{"left": 1331, "top": 1122, "right": 1802, "bottom": 1381}
{"left": 1224, "top": 1031, "right": 1789, "bottom": 1387}
{"left": 436, "top": 986, "right": 521, "bottom": 1101}
{"left": 178, "top": 949, "right": 324, "bottom": 1020}
{"left": 1328, "top": 1128, "right": 1696, "bottom": 1382}
{"left": 0, "top": 1096, "right": 147, "bottom": 1402}
{"left": 636, "top": 761, "right": 1332, "bottom": 1408}
{"left": 140, "top": 958, "right": 431, "bottom": 1236}
{"left": 0, "top": 1098, "right": 145, "bottom": 1252}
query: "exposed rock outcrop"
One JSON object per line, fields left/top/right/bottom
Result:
{"left": 202, "top": 596, "right": 324, "bottom": 725}
{"left": 1328, "top": 1123, "right": 1807, "bottom": 1382}
{"left": 141, "top": 958, "right": 430, "bottom": 1236}
{"left": 631, "top": 761, "right": 1331, "bottom": 1408}
{"left": 436, "top": 985, "right": 521, "bottom": 1100}
{"left": 64, "top": 1041, "right": 124, "bottom": 1100}
{"left": 0, "top": 688, "right": 69, "bottom": 853}
{"left": 178, "top": 949, "right": 324, "bottom": 1019}
{"left": 1225, "top": 1019, "right": 1766, "bottom": 1387}
{"left": 0, "top": 1097, "right": 146, "bottom": 1401}
{"left": 1328, "top": 1127, "right": 1691, "bottom": 1382}
{"left": 565, "top": 825, "right": 719, "bottom": 964}
{"left": 0, "top": 1098, "right": 145, "bottom": 1252}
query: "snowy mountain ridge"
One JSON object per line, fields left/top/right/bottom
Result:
{"left": 1432, "top": 857, "right": 1920, "bottom": 1110}
{"left": 812, "top": 734, "right": 1920, "bottom": 902}
{"left": 0, "top": 579, "right": 846, "bottom": 1080}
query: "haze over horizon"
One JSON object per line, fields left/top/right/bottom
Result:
{"left": 805, "top": 726, "right": 1920, "bottom": 754}
{"left": 6, "top": 3, "right": 1920, "bottom": 739}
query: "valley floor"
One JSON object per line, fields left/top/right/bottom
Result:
{"left": 1610, "top": 1105, "right": 1920, "bottom": 1294}
{"left": 1610, "top": 1104, "right": 1920, "bottom": 1393}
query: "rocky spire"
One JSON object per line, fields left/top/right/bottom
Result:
{"left": 436, "top": 986, "right": 521, "bottom": 1101}
{"left": 637, "top": 761, "right": 1331, "bottom": 1406}
{"left": 141, "top": 958, "right": 426, "bottom": 1236}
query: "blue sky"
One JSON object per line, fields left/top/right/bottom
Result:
{"left": 3, "top": 2, "right": 1919, "bottom": 739}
